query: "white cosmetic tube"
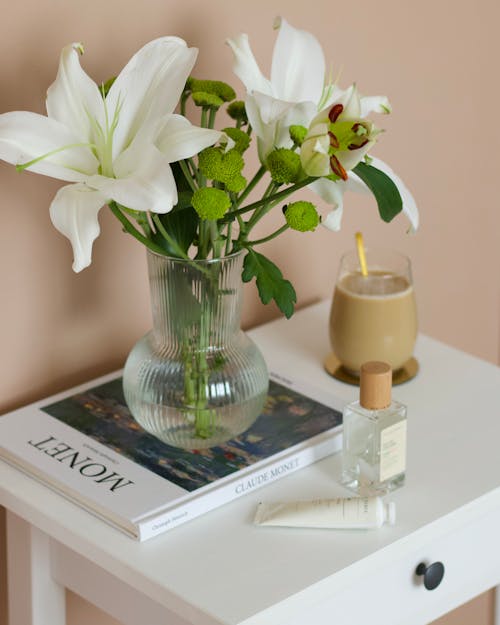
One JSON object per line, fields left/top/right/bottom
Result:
{"left": 254, "top": 497, "right": 396, "bottom": 529}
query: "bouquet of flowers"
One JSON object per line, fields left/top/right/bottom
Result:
{"left": 0, "top": 17, "right": 417, "bottom": 319}
{"left": 0, "top": 19, "right": 418, "bottom": 446}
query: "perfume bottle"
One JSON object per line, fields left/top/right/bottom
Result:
{"left": 342, "top": 361, "right": 407, "bottom": 495}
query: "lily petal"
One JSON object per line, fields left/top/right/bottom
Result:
{"left": 46, "top": 43, "right": 104, "bottom": 142}
{"left": 337, "top": 139, "right": 377, "bottom": 172}
{"left": 323, "top": 206, "right": 344, "bottom": 231}
{"left": 271, "top": 17, "right": 325, "bottom": 104}
{"left": 318, "top": 84, "right": 345, "bottom": 110}
{"left": 246, "top": 91, "right": 316, "bottom": 160}
{"left": 245, "top": 92, "right": 293, "bottom": 160}
{"left": 0, "top": 111, "right": 98, "bottom": 181}
{"left": 91, "top": 143, "right": 177, "bottom": 213}
{"left": 245, "top": 97, "right": 272, "bottom": 161}
{"left": 308, "top": 177, "right": 345, "bottom": 230}
{"left": 49, "top": 183, "right": 105, "bottom": 272}
{"left": 155, "top": 114, "right": 221, "bottom": 162}
{"left": 308, "top": 85, "right": 361, "bottom": 129}
{"left": 368, "top": 157, "right": 419, "bottom": 232}
{"left": 339, "top": 84, "right": 362, "bottom": 119}
{"left": 301, "top": 128, "right": 331, "bottom": 177}
{"left": 107, "top": 37, "right": 197, "bottom": 158}
{"left": 226, "top": 34, "right": 273, "bottom": 96}
{"left": 309, "top": 174, "right": 371, "bottom": 231}
{"left": 360, "top": 95, "right": 392, "bottom": 117}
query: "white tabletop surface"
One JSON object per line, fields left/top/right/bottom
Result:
{"left": 1, "top": 300, "right": 499, "bottom": 625}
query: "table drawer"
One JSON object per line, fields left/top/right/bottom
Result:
{"left": 288, "top": 504, "right": 500, "bottom": 625}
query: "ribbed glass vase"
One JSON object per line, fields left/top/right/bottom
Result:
{"left": 123, "top": 250, "right": 269, "bottom": 449}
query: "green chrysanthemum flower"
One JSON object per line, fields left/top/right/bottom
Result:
{"left": 227, "top": 100, "right": 248, "bottom": 125}
{"left": 266, "top": 148, "right": 301, "bottom": 184}
{"left": 188, "top": 78, "right": 236, "bottom": 102}
{"left": 284, "top": 201, "right": 320, "bottom": 232}
{"left": 198, "top": 148, "right": 246, "bottom": 193}
{"left": 192, "top": 92, "right": 224, "bottom": 109}
{"left": 222, "top": 127, "right": 251, "bottom": 153}
{"left": 192, "top": 187, "right": 231, "bottom": 220}
{"left": 289, "top": 125, "right": 307, "bottom": 146}
{"left": 198, "top": 148, "right": 222, "bottom": 179}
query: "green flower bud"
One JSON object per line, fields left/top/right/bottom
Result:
{"left": 222, "top": 127, "right": 251, "bottom": 153}
{"left": 227, "top": 101, "right": 248, "bottom": 125}
{"left": 188, "top": 78, "right": 236, "bottom": 102}
{"left": 266, "top": 148, "right": 301, "bottom": 184}
{"left": 284, "top": 201, "right": 320, "bottom": 232}
{"left": 198, "top": 148, "right": 246, "bottom": 192}
{"left": 289, "top": 125, "right": 307, "bottom": 146}
{"left": 192, "top": 92, "right": 224, "bottom": 109}
{"left": 192, "top": 187, "right": 231, "bottom": 220}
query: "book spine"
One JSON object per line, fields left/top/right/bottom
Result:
{"left": 136, "top": 432, "right": 341, "bottom": 541}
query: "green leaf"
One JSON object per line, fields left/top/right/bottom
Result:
{"left": 353, "top": 162, "right": 403, "bottom": 223}
{"left": 171, "top": 161, "right": 192, "bottom": 194}
{"left": 151, "top": 162, "right": 200, "bottom": 256}
{"left": 171, "top": 190, "right": 194, "bottom": 212}
{"left": 242, "top": 250, "right": 296, "bottom": 318}
{"left": 152, "top": 206, "right": 198, "bottom": 256}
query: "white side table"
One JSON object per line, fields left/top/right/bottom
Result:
{"left": 1, "top": 301, "right": 500, "bottom": 625}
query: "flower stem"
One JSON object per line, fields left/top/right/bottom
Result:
{"left": 245, "top": 181, "right": 279, "bottom": 230}
{"left": 108, "top": 202, "right": 166, "bottom": 255}
{"left": 180, "top": 92, "right": 188, "bottom": 117}
{"left": 179, "top": 159, "right": 198, "bottom": 192}
{"left": 225, "top": 221, "right": 233, "bottom": 255}
{"left": 208, "top": 108, "right": 217, "bottom": 129}
{"left": 246, "top": 224, "right": 289, "bottom": 246}
{"left": 222, "top": 177, "right": 314, "bottom": 223}
{"left": 234, "top": 165, "right": 266, "bottom": 210}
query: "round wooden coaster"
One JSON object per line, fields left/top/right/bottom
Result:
{"left": 323, "top": 353, "right": 419, "bottom": 386}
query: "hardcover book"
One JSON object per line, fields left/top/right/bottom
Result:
{"left": 0, "top": 371, "right": 343, "bottom": 541}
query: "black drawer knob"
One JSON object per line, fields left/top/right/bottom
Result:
{"left": 416, "top": 561, "right": 445, "bottom": 590}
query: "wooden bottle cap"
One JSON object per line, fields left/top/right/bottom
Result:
{"left": 360, "top": 361, "right": 392, "bottom": 410}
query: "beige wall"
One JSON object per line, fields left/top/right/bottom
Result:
{"left": 0, "top": 0, "right": 498, "bottom": 623}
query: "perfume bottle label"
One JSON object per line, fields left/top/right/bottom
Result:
{"left": 379, "top": 421, "right": 407, "bottom": 482}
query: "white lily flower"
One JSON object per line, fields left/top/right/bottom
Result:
{"left": 227, "top": 17, "right": 321, "bottom": 160}
{"left": 301, "top": 85, "right": 379, "bottom": 180}
{"left": 0, "top": 39, "right": 221, "bottom": 271}
{"left": 227, "top": 18, "right": 418, "bottom": 232}
{"left": 227, "top": 18, "right": 389, "bottom": 160}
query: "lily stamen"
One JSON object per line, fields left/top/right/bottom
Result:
{"left": 16, "top": 142, "right": 97, "bottom": 172}
{"left": 348, "top": 139, "right": 369, "bottom": 151}
{"left": 328, "top": 131, "right": 339, "bottom": 149}
{"left": 329, "top": 104, "right": 343, "bottom": 123}
{"left": 330, "top": 154, "right": 348, "bottom": 180}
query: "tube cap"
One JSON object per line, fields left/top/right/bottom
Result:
{"left": 360, "top": 361, "right": 392, "bottom": 410}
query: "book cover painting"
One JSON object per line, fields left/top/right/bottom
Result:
{"left": 42, "top": 377, "right": 342, "bottom": 493}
